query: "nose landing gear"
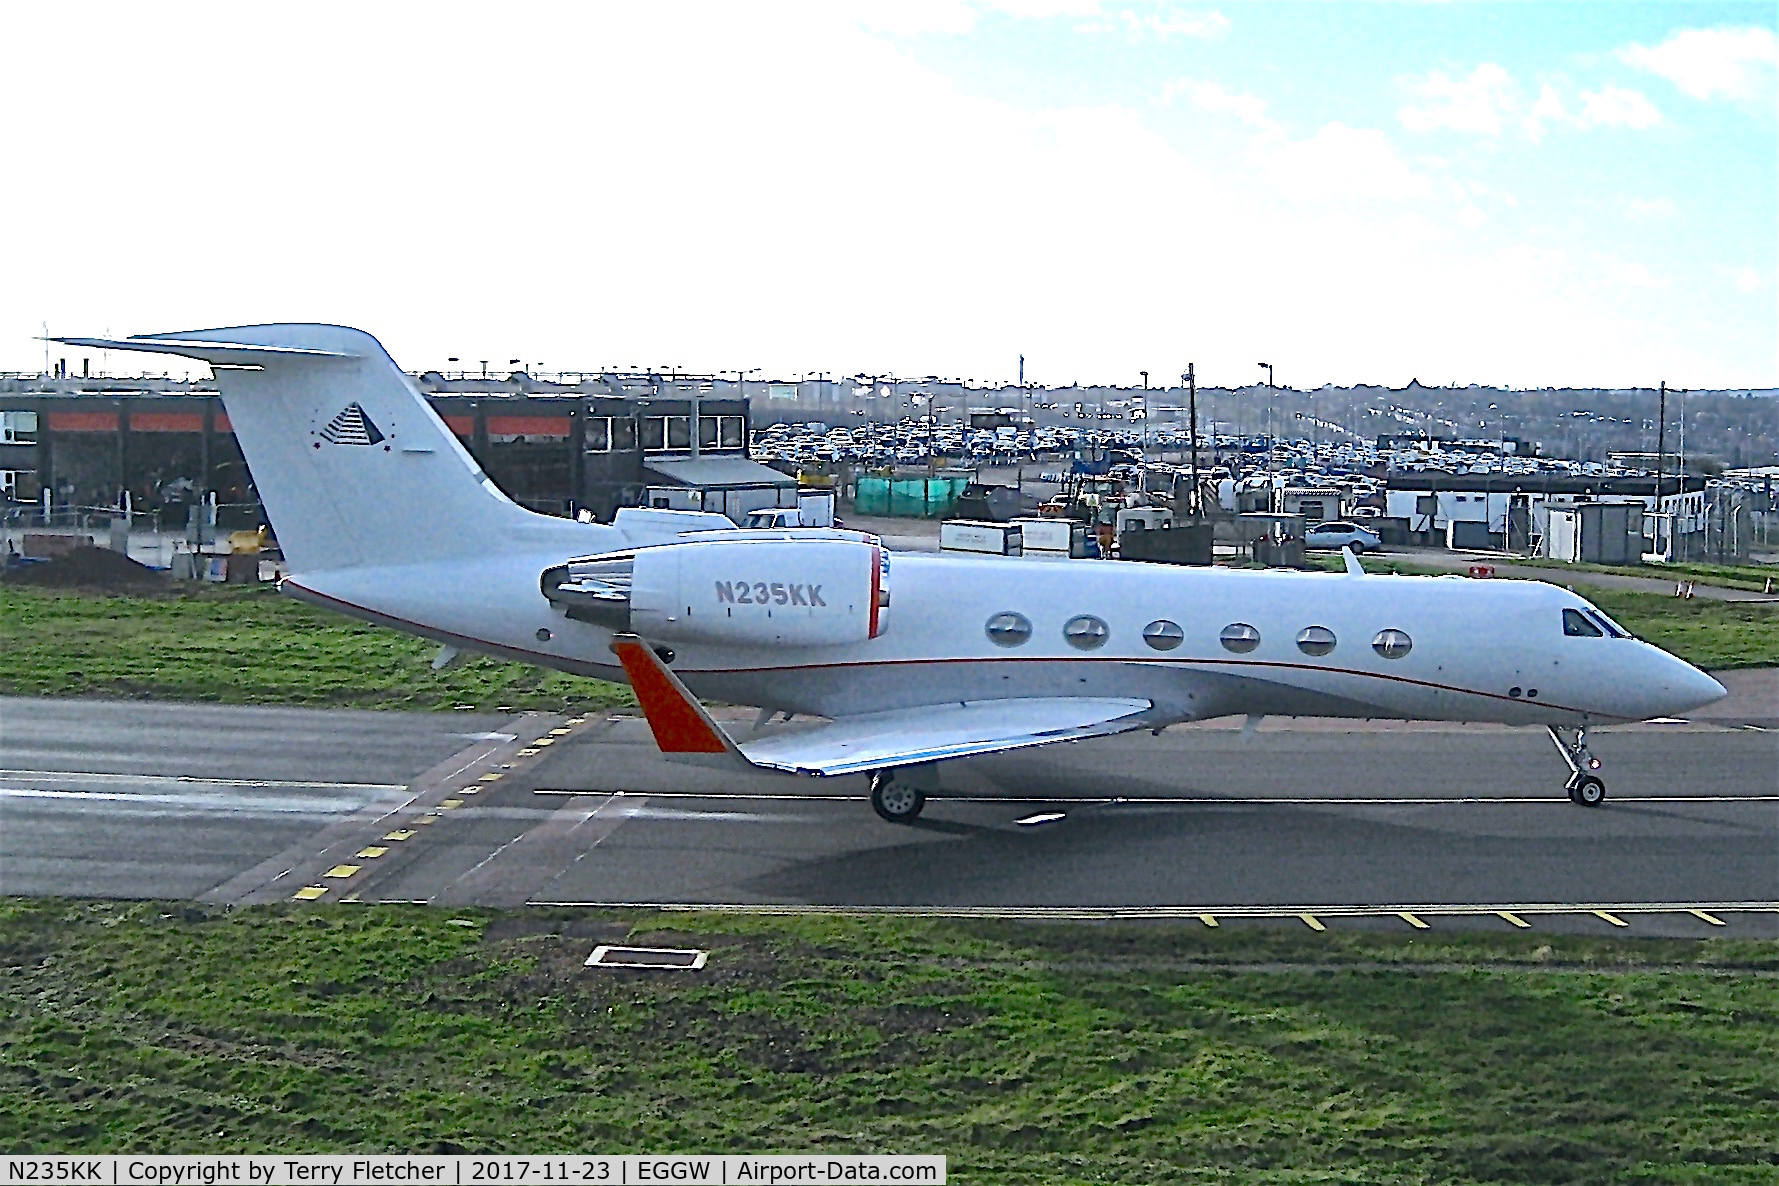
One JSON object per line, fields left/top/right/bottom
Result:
{"left": 869, "top": 769, "right": 926, "bottom": 824}
{"left": 1547, "top": 725, "right": 1606, "bottom": 806}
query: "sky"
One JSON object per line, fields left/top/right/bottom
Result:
{"left": 2, "top": 1, "right": 1774, "bottom": 390}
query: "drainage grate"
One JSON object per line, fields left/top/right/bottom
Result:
{"left": 585, "top": 945, "right": 708, "bottom": 970}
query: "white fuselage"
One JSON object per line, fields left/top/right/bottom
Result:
{"left": 285, "top": 547, "right": 1724, "bottom": 728}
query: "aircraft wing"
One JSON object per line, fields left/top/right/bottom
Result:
{"left": 608, "top": 634, "right": 1154, "bottom": 775}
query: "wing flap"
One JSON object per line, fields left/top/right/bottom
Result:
{"left": 739, "top": 697, "right": 1155, "bottom": 776}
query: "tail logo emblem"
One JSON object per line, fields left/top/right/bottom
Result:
{"left": 318, "top": 403, "right": 385, "bottom": 446}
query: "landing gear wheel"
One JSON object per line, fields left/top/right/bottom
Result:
{"left": 870, "top": 771, "right": 925, "bottom": 824}
{"left": 1569, "top": 775, "right": 1606, "bottom": 807}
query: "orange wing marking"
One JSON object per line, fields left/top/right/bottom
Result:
{"left": 609, "top": 635, "right": 733, "bottom": 754}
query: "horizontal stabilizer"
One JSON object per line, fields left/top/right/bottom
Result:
{"left": 740, "top": 697, "right": 1156, "bottom": 775}
{"left": 51, "top": 334, "right": 357, "bottom": 366}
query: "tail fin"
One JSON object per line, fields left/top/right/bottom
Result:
{"left": 54, "top": 324, "right": 595, "bottom": 573}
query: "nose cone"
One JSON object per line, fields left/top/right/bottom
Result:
{"left": 1659, "top": 655, "right": 1728, "bottom": 716}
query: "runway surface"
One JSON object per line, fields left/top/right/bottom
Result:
{"left": 2, "top": 685, "right": 1774, "bottom": 936}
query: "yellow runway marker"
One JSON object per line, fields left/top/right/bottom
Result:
{"left": 1298, "top": 913, "right": 1326, "bottom": 932}
{"left": 532, "top": 738, "right": 555, "bottom": 746}
{"left": 441, "top": 798, "right": 462, "bottom": 809}
{"left": 1398, "top": 912, "right": 1430, "bottom": 930}
{"left": 417, "top": 814, "right": 439, "bottom": 825}
{"left": 460, "top": 786, "right": 479, "bottom": 794}
{"left": 357, "top": 847, "right": 388, "bottom": 859}
{"left": 324, "top": 864, "right": 360, "bottom": 879}
{"left": 1593, "top": 910, "right": 1629, "bottom": 927}
{"left": 517, "top": 748, "right": 540, "bottom": 756}
{"left": 292, "top": 885, "right": 327, "bottom": 901}
{"left": 550, "top": 727, "right": 573, "bottom": 736}
{"left": 1498, "top": 911, "right": 1531, "bottom": 928}
{"left": 566, "top": 717, "right": 587, "bottom": 725}
{"left": 1688, "top": 909, "right": 1726, "bottom": 926}
{"left": 1198, "top": 914, "right": 1219, "bottom": 928}
{"left": 478, "top": 772, "right": 503, "bottom": 782}
{"left": 383, "top": 830, "right": 415, "bottom": 842}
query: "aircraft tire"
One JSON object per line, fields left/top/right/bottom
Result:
{"left": 1569, "top": 775, "right": 1606, "bottom": 807}
{"left": 870, "top": 774, "right": 925, "bottom": 824}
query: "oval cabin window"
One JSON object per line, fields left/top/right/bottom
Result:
{"left": 1371, "top": 628, "right": 1412, "bottom": 659}
{"left": 1063, "top": 614, "right": 1110, "bottom": 650}
{"left": 1142, "top": 620, "right": 1185, "bottom": 651}
{"left": 985, "top": 612, "right": 1032, "bottom": 648}
{"left": 1296, "top": 626, "right": 1337, "bottom": 656}
{"left": 1219, "top": 622, "right": 1261, "bottom": 654}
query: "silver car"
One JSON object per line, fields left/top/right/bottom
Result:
{"left": 1304, "top": 521, "right": 1383, "bottom": 552}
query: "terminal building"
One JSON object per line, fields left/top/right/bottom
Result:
{"left": 0, "top": 372, "right": 783, "bottom": 526}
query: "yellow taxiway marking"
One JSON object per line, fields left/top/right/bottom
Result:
{"left": 1298, "top": 913, "right": 1326, "bottom": 932}
{"left": 441, "top": 798, "right": 462, "bottom": 809}
{"left": 532, "top": 738, "right": 555, "bottom": 747}
{"left": 1398, "top": 912, "right": 1430, "bottom": 930}
{"left": 417, "top": 814, "right": 439, "bottom": 825}
{"left": 517, "top": 748, "right": 540, "bottom": 756}
{"left": 1688, "top": 909, "right": 1726, "bottom": 926}
{"left": 292, "top": 885, "right": 327, "bottom": 901}
{"left": 550, "top": 727, "right": 573, "bottom": 736}
{"left": 324, "top": 864, "right": 360, "bottom": 879}
{"left": 342, "top": 892, "right": 360, "bottom": 903}
{"left": 459, "top": 786, "right": 479, "bottom": 794}
{"left": 478, "top": 772, "right": 504, "bottom": 782}
{"left": 1198, "top": 914, "right": 1219, "bottom": 928}
{"left": 356, "top": 846, "right": 388, "bottom": 859}
{"left": 566, "top": 717, "right": 587, "bottom": 725}
{"left": 383, "top": 830, "right": 415, "bottom": 841}
{"left": 1498, "top": 911, "right": 1531, "bottom": 928}
{"left": 1593, "top": 910, "right": 1629, "bottom": 927}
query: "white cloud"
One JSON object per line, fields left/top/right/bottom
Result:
{"left": 1399, "top": 63, "right": 1516, "bottom": 136}
{"left": 1595, "top": 254, "right": 1666, "bottom": 289}
{"left": 1719, "top": 264, "right": 1763, "bottom": 293}
{"left": 1618, "top": 26, "right": 1778, "bottom": 101}
{"left": 1521, "top": 83, "right": 1569, "bottom": 141}
{"left": 1166, "top": 78, "right": 1280, "bottom": 136}
{"left": 1077, "top": 7, "right": 1228, "bottom": 39}
{"left": 1576, "top": 85, "right": 1663, "bottom": 129}
{"left": 1263, "top": 122, "right": 1432, "bottom": 200}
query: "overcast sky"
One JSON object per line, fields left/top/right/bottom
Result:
{"left": 4, "top": 1, "right": 1774, "bottom": 389}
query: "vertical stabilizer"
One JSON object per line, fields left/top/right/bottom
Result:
{"left": 54, "top": 325, "right": 601, "bottom": 572}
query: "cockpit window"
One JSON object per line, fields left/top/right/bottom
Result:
{"left": 1563, "top": 608, "right": 1603, "bottom": 637}
{"left": 1585, "top": 609, "right": 1631, "bottom": 639}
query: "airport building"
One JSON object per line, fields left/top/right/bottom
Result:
{"left": 0, "top": 373, "right": 777, "bottom": 525}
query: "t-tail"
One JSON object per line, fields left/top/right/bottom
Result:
{"left": 52, "top": 324, "right": 606, "bottom": 572}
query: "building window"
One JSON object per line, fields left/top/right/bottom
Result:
{"left": 985, "top": 611, "right": 1032, "bottom": 648}
{"left": 1142, "top": 620, "right": 1184, "bottom": 651}
{"left": 1063, "top": 614, "right": 1109, "bottom": 650}
{"left": 0, "top": 410, "right": 38, "bottom": 445}
{"left": 612, "top": 417, "right": 637, "bottom": 451}
{"left": 699, "top": 415, "right": 720, "bottom": 449}
{"left": 666, "top": 415, "right": 690, "bottom": 449}
{"left": 1563, "top": 608, "right": 1603, "bottom": 637}
{"left": 720, "top": 415, "right": 745, "bottom": 449}
{"left": 1296, "top": 626, "right": 1337, "bottom": 656}
{"left": 640, "top": 417, "right": 665, "bottom": 452}
{"left": 1219, "top": 623, "right": 1261, "bottom": 654}
{"left": 584, "top": 417, "right": 611, "bottom": 453}
{"left": 1371, "top": 628, "right": 1413, "bottom": 659}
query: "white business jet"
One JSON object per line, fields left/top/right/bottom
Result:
{"left": 56, "top": 325, "right": 1727, "bottom": 822}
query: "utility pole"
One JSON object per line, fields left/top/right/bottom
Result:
{"left": 1258, "top": 362, "right": 1275, "bottom": 506}
{"left": 1185, "top": 364, "right": 1202, "bottom": 519}
{"left": 1655, "top": 380, "right": 1667, "bottom": 499}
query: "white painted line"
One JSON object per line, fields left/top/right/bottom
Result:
{"left": 531, "top": 789, "right": 1779, "bottom": 806}
{"left": 1647, "top": 717, "right": 1690, "bottom": 724}
{"left": 0, "top": 768, "right": 407, "bottom": 792}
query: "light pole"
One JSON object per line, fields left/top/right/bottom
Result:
{"left": 1258, "top": 362, "right": 1275, "bottom": 491}
{"left": 1184, "top": 364, "right": 1202, "bottom": 519}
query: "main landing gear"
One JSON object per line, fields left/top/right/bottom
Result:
{"left": 870, "top": 769, "right": 926, "bottom": 824}
{"left": 1547, "top": 725, "right": 1606, "bottom": 807}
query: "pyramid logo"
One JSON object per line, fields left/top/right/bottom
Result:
{"left": 318, "top": 402, "right": 385, "bottom": 446}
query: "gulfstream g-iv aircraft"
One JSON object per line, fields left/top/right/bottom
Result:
{"left": 57, "top": 325, "right": 1727, "bottom": 823}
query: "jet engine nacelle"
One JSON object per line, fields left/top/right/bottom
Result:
{"left": 542, "top": 537, "right": 889, "bottom": 648}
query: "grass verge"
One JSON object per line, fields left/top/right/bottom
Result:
{"left": 0, "top": 584, "right": 635, "bottom": 712}
{"left": 2, "top": 900, "right": 1776, "bottom": 1182}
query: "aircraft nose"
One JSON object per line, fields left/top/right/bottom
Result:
{"left": 1661, "top": 656, "right": 1727, "bottom": 715}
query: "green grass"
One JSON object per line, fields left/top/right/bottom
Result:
{"left": 0, "top": 584, "right": 634, "bottom": 712}
{"left": 2, "top": 901, "right": 1776, "bottom": 1182}
{"left": 1505, "top": 557, "right": 1779, "bottom": 593}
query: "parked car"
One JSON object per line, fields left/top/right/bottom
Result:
{"left": 1304, "top": 521, "right": 1382, "bottom": 552}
